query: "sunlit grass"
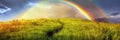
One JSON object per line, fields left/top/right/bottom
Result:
{"left": 0, "top": 18, "right": 120, "bottom": 40}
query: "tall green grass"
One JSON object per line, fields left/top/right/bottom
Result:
{"left": 0, "top": 18, "right": 120, "bottom": 40}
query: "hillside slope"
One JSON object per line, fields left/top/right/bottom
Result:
{"left": 0, "top": 18, "right": 120, "bottom": 40}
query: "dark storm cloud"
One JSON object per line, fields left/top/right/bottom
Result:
{"left": 111, "top": 12, "right": 120, "bottom": 16}
{"left": 69, "top": 0, "right": 120, "bottom": 14}
{"left": 93, "top": 0, "right": 120, "bottom": 23}
{"left": 93, "top": 0, "right": 120, "bottom": 13}
{"left": 93, "top": 0, "right": 120, "bottom": 9}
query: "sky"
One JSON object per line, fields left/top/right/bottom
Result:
{"left": 19, "top": 2, "right": 82, "bottom": 19}
{"left": 93, "top": 0, "right": 120, "bottom": 23}
{"left": 93, "top": 0, "right": 120, "bottom": 14}
{"left": 0, "top": 0, "right": 39, "bottom": 21}
{"left": 68, "top": 0, "right": 120, "bottom": 14}
{"left": 0, "top": 0, "right": 120, "bottom": 22}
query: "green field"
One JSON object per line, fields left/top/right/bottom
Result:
{"left": 0, "top": 18, "right": 120, "bottom": 40}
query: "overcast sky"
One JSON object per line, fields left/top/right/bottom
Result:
{"left": 93, "top": 0, "right": 120, "bottom": 13}
{"left": 0, "top": 0, "right": 120, "bottom": 21}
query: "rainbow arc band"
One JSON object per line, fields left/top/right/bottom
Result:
{"left": 63, "top": 1, "right": 93, "bottom": 20}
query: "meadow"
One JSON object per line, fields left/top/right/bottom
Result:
{"left": 0, "top": 18, "right": 120, "bottom": 40}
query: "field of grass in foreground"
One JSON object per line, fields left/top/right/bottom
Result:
{"left": 0, "top": 18, "right": 120, "bottom": 40}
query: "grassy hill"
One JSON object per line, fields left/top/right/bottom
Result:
{"left": 0, "top": 18, "right": 120, "bottom": 40}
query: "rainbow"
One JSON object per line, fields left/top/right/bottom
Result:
{"left": 62, "top": 0, "right": 108, "bottom": 21}
{"left": 63, "top": 1, "right": 93, "bottom": 20}
{"left": 18, "top": 0, "right": 107, "bottom": 21}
